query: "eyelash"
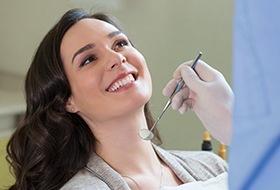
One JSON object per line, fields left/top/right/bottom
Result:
{"left": 114, "top": 39, "right": 129, "bottom": 49}
{"left": 79, "top": 54, "right": 98, "bottom": 67}
{"left": 79, "top": 39, "right": 129, "bottom": 68}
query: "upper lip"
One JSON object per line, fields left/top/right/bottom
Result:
{"left": 106, "top": 71, "right": 137, "bottom": 91}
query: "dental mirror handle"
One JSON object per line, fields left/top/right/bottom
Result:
{"left": 139, "top": 51, "right": 202, "bottom": 140}
{"left": 149, "top": 52, "right": 202, "bottom": 132}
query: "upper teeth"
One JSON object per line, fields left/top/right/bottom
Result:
{"left": 108, "top": 74, "right": 135, "bottom": 92}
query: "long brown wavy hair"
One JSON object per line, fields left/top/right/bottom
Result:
{"left": 6, "top": 8, "right": 161, "bottom": 190}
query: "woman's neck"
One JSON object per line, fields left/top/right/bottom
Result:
{"left": 90, "top": 110, "right": 161, "bottom": 175}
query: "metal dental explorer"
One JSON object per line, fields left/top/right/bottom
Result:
{"left": 138, "top": 52, "right": 202, "bottom": 140}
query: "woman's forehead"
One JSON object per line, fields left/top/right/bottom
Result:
{"left": 60, "top": 18, "right": 121, "bottom": 64}
{"left": 70, "top": 18, "right": 119, "bottom": 35}
{"left": 61, "top": 18, "right": 122, "bottom": 50}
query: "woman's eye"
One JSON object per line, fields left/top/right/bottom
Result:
{"left": 115, "top": 39, "right": 128, "bottom": 49}
{"left": 80, "top": 55, "right": 97, "bottom": 67}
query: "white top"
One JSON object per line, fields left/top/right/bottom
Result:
{"left": 161, "top": 173, "right": 228, "bottom": 190}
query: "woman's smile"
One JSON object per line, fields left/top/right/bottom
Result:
{"left": 106, "top": 72, "right": 137, "bottom": 92}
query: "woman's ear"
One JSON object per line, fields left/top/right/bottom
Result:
{"left": 65, "top": 96, "right": 78, "bottom": 113}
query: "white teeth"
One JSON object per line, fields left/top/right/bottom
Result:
{"left": 108, "top": 74, "right": 135, "bottom": 92}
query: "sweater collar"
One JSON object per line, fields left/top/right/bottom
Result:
{"left": 85, "top": 145, "right": 194, "bottom": 189}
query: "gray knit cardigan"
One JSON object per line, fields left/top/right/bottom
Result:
{"left": 60, "top": 145, "right": 228, "bottom": 189}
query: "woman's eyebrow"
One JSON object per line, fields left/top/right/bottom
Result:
{"left": 108, "top": 30, "right": 123, "bottom": 38}
{"left": 72, "top": 43, "right": 95, "bottom": 64}
{"left": 71, "top": 31, "right": 123, "bottom": 64}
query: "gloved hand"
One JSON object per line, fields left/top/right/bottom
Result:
{"left": 163, "top": 60, "right": 234, "bottom": 145}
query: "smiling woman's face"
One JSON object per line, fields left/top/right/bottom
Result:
{"left": 60, "top": 18, "right": 152, "bottom": 124}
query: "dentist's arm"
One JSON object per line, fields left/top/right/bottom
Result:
{"left": 163, "top": 60, "right": 234, "bottom": 145}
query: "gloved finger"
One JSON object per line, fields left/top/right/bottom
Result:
{"left": 178, "top": 100, "right": 193, "bottom": 114}
{"left": 173, "top": 60, "right": 193, "bottom": 79}
{"left": 193, "top": 60, "right": 222, "bottom": 82}
{"left": 180, "top": 64, "right": 205, "bottom": 93}
{"left": 170, "top": 87, "right": 190, "bottom": 110}
{"left": 162, "top": 79, "right": 180, "bottom": 97}
{"left": 174, "top": 60, "right": 219, "bottom": 82}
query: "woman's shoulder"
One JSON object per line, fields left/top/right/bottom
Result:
{"left": 170, "top": 149, "right": 227, "bottom": 168}
{"left": 60, "top": 168, "right": 109, "bottom": 190}
{"left": 169, "top": 149, "right": 228, "bottom": 177}
{"left": 154, "top": 145, "right": 228, "bottom": 181}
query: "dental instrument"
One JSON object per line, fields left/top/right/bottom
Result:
{"left": 138, "top": 52, "right": 202, "bottom": 140}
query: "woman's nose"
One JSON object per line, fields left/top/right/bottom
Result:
{"left": 107, "top": 51, "right": 127, "bottom": 70}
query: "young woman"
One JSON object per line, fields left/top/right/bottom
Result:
{"left": 7, "top": 8, "right": 233, "bottom": 190}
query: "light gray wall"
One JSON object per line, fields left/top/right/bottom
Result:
{"left": 0, "top": 0, "right": 234, "bottom": 152}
